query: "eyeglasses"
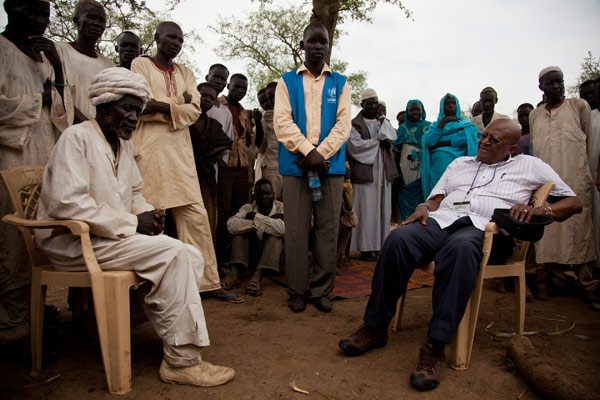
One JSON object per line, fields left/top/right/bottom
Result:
{"left": 477, "top": 132, "right": 512, "bottom": 145}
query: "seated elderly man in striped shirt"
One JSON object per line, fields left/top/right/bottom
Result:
{"left": 338, "top": 118, "right": 582, "bottom": 391}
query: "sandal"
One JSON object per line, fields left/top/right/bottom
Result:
{"left": 220, "top": 275, "right": 240, "bottom": 290}
{"left": 245, "top": 280, "right": 263, "bottom": 297}
{"left": 204, "top": 289, "right": 244, "bottom": 304}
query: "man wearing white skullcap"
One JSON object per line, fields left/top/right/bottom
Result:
{"left": 36, "top": 67, "right": 235, "bottom": 388}
{"left": 529, "top": 66, "right": 598, "bottom": 303}
{"left": 347, "top": 88, "right": 398, "bottom": 260}
{"left": 0, "top": 0, "right": 73, "bottom": 345}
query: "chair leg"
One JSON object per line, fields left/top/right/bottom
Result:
{"left": 102, "top": 274, "right": 133, "bottom": 395}
{"left": 30, "top": 270, "right": 46, "bottom": 377}
{"left": 514, "top": 273, "right": 526, "bottom": 334}
{"left": 450, "top": 268, "right": 485, "bottom": 371}
{"left": 391, "top": 284, "right": 408, "bottom": 332}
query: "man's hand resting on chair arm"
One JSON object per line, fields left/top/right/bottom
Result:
{"left": 509, "top": 195, "right": 582, "bottom": 223}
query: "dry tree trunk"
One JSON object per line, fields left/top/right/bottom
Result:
{"left": 310, "top": 0, "right": 340, "bottom": 64}
{"left": 507, "top": 335, "right": 599, "bottom": 400}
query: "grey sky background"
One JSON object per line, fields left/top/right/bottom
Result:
{"left": 2, "top": 0, "right": 599, "bottom": 123}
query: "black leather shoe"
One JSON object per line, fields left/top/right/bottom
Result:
{"left": 288, "top": 295, "right": 306, "bottom": 312}
{"left": 313, "top": 296, "right": 332, "bottom": 313}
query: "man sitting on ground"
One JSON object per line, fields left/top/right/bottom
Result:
{"left": 36, "top": 67, "right": 234, "bottom": 387}
{"left": 339, "top": 118, "right": 581, "bottom": 391}
{"left": 223, "top": 179, "right": 284, "bottom": 297}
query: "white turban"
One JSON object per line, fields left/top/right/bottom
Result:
{"left": 538, "top": 66, "right": 563, "bottom": 81}
{"left": 361, "top": 88, "right": 378, "bottom": 101}
{"left": 89, "top": 67, "right": 151, "bottom": 107}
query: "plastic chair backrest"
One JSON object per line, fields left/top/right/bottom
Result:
{"left": 1, "top": 166, "right": 50, "bottom": 267}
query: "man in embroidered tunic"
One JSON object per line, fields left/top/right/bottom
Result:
{"left": 0, "top": 0, "right": 72, "bottom": 345}
{"left": 347, "top": 88, "right": 397, "bottom": 258}
{"left": 274, "top": 23, "right": 351, "bottom": 313}
{"left": 339, "top": 118, "right": 581, "bottom": 391}
{"left": 131, "top": 22, "right": 224, "bottom": 297}
{"left": 530, "top": 66, "right": 597, "bottom": 298}
{"left": 36, "top": 67, "right": 234, "bottom": 387}
{"left": 55, "top": 0, "right": 114, "bottom": 122}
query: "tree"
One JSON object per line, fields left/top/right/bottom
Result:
{"left": 258, "top": 0, "right": 411, "bottom": 64}
{"left": 41, "top": 0, "right": 201, "bottom": 74}
{"left": 210, "top": 3, "right": 368, "bottom": 105}
{"left": 568, "top": 51, "right": 600, "bottom": 96}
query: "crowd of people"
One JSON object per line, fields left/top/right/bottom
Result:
{"left": 1, "top": 0, "right": 599, "bottom": 393}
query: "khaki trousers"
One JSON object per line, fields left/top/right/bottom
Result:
{"left": 229, "top": 233, "right": 283, "bottom": 273}
{"left": 171, "top": 201, "right": 221, "bottom": 292}
{"left": 283, "top": 175, "right": 343, "bottom": 299}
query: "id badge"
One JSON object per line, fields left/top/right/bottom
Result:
{"left": 453, "top": 201, "right": 470, "bottom": 214}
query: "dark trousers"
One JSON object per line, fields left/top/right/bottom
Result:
{"left": 216, "top": 167, "right": 250, "bottom": 263}
{"left": 364, "top": 217, "right": 514, "bottom": 344}
{"left": 283, "top": 174, "right": 343, "bottom": 299}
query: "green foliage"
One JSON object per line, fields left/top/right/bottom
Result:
{"left": 568, "top": 51, "right": 600, "bottom": 96}
{"left": 44, "top": 0, "right": 202, "bottom": 74}
{"left": 336, "top": 0, "right": 412, "bottom": 23}
{"left": 210, "top": 4, "right": 368, "bottom": 105}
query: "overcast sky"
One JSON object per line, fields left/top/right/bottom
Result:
{"left": 2, "top": 0, "right": 599, "bottom": 123}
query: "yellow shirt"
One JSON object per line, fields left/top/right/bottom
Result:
{"left": 273, "top": 63, "right": 351, "bottom": 159}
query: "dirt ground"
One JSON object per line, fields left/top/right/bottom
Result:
{"left": 1, "top": 274, "right": 599, "bottom": 400}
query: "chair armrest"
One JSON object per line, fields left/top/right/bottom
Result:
{"left": 485, "top": 221, "right": 500, "bottom": 234}
{"left": 2, "top": 214, "right": 90, "bottom": 236}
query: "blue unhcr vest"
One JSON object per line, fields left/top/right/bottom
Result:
{"left": 278, "top": 68, "right": 347, "bottom": 176}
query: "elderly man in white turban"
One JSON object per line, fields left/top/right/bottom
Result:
{"left": 347, "top": 88, "right": 398, "bottom": 260}
{"left": 36, "top": 67, "right": 235, "bottom": 387}
{"left": 530, "top": 66, "right": 598, "bottom": 302}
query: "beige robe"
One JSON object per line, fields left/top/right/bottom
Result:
{"left": 36, "top": 120, "right": 210, "bottom": 356}
{"left": 470, "top": 111, "right": 510, "bottom": 133}
{"left": 0, "top": 35, "right": 72, "bottom": 342}
{"left": 131, "top": 57, "right": 202, "bottom": 209}
{"left": 55, "top": 42, "right": 114, "bottom": 120}
{"left": 530, "top": 99, "right": 596, "bottom": 264}
{"left": 131, "top": 57, "right": 220, "bottom": 292}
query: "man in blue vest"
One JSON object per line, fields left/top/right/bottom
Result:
{"left": 273, "top": 22, "right": 351, "bottom": 313}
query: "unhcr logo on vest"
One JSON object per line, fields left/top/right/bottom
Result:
{"left": 326, "top": 87, "right": 337, "bottom": 104}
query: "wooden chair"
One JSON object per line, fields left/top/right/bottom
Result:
{"left": 1, "top": 165, "right": 143, "bottom": 395}
{"left": 390, "top": 182, "right": 554, "bottom": 370}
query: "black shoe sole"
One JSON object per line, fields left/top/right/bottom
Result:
{"left": 338, "top": 339, "right": 386, "bottom": 356}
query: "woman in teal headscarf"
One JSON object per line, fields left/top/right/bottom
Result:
{"left": 393, "top": 99, "right": 431, "bottom": 221}
{"left": 421, "top": 93, "right": 479, "bottom": 198}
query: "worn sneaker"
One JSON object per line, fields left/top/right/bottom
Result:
{"left": 159, "top": 359, "right": 235, "bottom": 387}
{"left": 410, "top": 342, "right": 445, "bottom": 391}
{"left": 338, "top": 324, "right": 388, "bottom": 356}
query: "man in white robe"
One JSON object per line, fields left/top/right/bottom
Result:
{"left": 530, "top": 66, "right": 597, "bottom": 300}
{"left": 0, "top": 0, "right": 72, "bottom": 344}
{"left": 55, "top": 0, "right": 114, "bottom": 122}
{"left": 36, "top": 67, "right": 234, "bottom": 386}
{"left": 347, "top": 88, "right": 397, "bottom": 258}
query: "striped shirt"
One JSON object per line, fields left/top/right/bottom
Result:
{"left": 428, "top": 155, "right": 575, "bottom": 230}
